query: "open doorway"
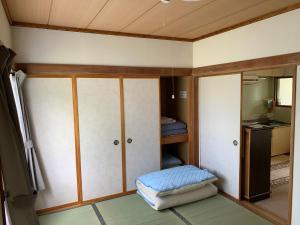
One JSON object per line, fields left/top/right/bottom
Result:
{"left": 241, "top": 66, "right": 295, "bottom": 222}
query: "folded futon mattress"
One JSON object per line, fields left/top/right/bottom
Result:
{"left": 138, "top": 183, "right": 217, "bottom": 210}
{"left": 136, "top": 165, "right": 218, "bottom": 210}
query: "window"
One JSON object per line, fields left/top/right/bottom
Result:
{"left": 275, "top": 77, "right": 293, "bottom": 107}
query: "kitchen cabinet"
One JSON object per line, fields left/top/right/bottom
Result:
{"left": 243, "top": 127, "right": 271, "bottom": 202}
{"left": 272, "top": 126, "right": 291, "bottom": 156}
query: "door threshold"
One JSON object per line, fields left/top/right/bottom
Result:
{"left": 219, "top": 192, "right": 287, "bottom": 225}
{"left": 240, "top": 200, "right": 288, "bottom": 225}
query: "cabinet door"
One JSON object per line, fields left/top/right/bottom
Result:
{"left": 271, "top": 126, "right": 291, "bottom": 156}
{"left": 77, "top": 78, "right": 123, "bottom": 201}
{"left": 199, "top": 74, "right": 241, "bottom": 199}
{"left": 123, "top": 78, "right": 160, "bottom": 191}
{"left": 24, "top": 78, "right": 78, "bottom": 210}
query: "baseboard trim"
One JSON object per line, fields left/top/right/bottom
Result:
{"left": 36, "top": 190, "right": 137, "bottom": 215}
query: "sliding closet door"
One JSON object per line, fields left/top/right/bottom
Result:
{"left": 123, "top": 78, "right": 160, "bottom": 191}
{"left": 24, "top": 78, "right": 77, "bottom": 210}
{"left": 199, "top": 74, "right": 241, "bottom": 199}
{"left": 77, "top": 78, "right": 123, "bottom": 201}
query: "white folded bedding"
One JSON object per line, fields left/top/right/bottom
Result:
{"left": 137, "top": 183, "right": 218, "bottom": 210}
{"left": 136, "top": 165, "right": 217, "bottom": 198}
{"left": 136, "top": 176, "right": 217, "bottom": 198}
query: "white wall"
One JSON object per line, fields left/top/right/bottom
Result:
{"left": 0, "top": 1, "right": 11, "bottom": 48}
{"left": 292, "top": 68, "right": 300, "bottom": 225}
{"left": 12, "top": 27, "right": 192, "bottom": 68}
{"left": 193, "top": 9, "right": 300, "bottom": 67}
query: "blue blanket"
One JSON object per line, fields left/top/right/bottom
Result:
{"left": 161, "top": 128, "right": 187, "bottom": 136}
{"left": 137, "top": 165, "right": 215, "bottom": 192}
{"left": 161, "top": 121, "right": 186, "bottom": 132}
{"left": 162, "top": 153, "right": 182, "bottom": 169}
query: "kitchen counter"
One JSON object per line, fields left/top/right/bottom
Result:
{"left": 243, "top": 120, "right": 290, "bottom": 130}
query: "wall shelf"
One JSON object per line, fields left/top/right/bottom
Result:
{"left": 161, "top": 134, "right": 189, "bottom": 145}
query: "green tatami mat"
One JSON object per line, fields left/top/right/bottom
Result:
{"left": 95, "top": 194, "right": 185, "bottom": 225}
{"left": 174, "top": 195, "right": 274, "bottom": 225}
{"left": 39, "top": 205, "right": 100, "bottom": 225}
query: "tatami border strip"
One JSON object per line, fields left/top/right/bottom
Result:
{"left": 92, "top": 204, "right": 107, "bottom": 225}
{"left": 170, "top": 208, "right": 193, "bottom": 225}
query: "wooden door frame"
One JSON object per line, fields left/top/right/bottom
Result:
{"left": 159, "top": 75, "right": 195, "bottom": 166}
{"left": 239, "top": 70, "right": 296, "bottom": 225}
{"left": 193, "top": 52, "right": 300, "bottom": 225}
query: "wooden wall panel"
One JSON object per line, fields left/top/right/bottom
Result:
{"left": 15, "top": 63, "right": 192, "bottom": 77}
{"left": 24, "top": 78, "right": 78, "bottom": 210}
{"left": 193, "top": 52, "right": 300, "bottom": 77}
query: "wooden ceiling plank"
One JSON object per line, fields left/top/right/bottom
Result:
{"left": 187, "top": 0, "right": 300, "bottom": 40}
{"left": 88, "top": 0, "right": 160, "bottom": 32}
{"left": 48, "top": 0, "right": 108, "bottom": 28}
{"left": 152, "top": 0, "right": 266, "bottom": 37}
{"left": 85, "top": 0, "right": 110, "bottom": 28}
{"left": 178, "top": 0, "right": 268, "bottom": 37}
{"left": 121, "top": 0, "right": 214, "bottom": 35}
{"left": 1, "top": 0, "right": 12, "bottom": 24}
{"left": 6, "top": 0, "right": 300, "bottom": 42}
{"left": 47, "top": 0, "right": 53, "bottom": 24}
{"left": 6, "top": 0, "right": 52, "bottom": 24}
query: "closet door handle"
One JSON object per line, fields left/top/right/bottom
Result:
{"left": 233, "top": 140, "right": 238, "bottom": 146}
{"left": 113, "top": 140, "right": 119, "bottom": 146}
{"left": 127, "top": 138, "right": 133, "bottom": 144}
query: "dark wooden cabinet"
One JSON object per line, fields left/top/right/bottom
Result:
{"left": 243, "top": 127, "right": 271, "bottom": 202}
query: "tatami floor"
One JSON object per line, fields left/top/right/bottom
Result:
{"left": 39, "top": 194, "right": 273, "bottom": 225}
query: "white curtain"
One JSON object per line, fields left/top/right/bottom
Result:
{"left": 10, "top": 70, "right": 45, "bottom": 191}
{"left": 4, "top": 201, "right": 12, "bottom": 225}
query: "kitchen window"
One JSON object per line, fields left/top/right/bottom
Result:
{"left": 275, "top": 77, "right": 293, "bottom": 107}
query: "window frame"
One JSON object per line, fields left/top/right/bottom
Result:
{"left": 274, "top": 76, "right": 293, "bottom": 108}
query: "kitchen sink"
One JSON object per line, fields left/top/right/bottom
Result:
{"left": 243, "top": 120, "right": 289, "bottom": 129}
